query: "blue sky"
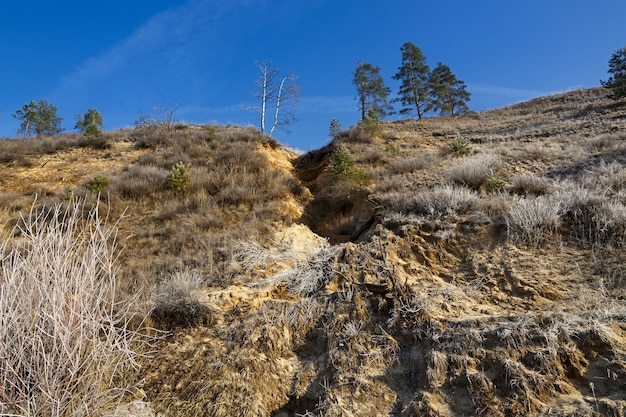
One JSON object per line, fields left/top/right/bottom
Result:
{"left": 1, "top": 0, "right": 624, "bottom": 150}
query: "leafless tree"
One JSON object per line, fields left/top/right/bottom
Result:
{"left": 251, "top": 60, "right": 299, "bottom": 137}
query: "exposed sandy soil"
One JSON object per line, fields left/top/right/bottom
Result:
{"left": 0, "top": 139, "right": 145, "bottom": 195}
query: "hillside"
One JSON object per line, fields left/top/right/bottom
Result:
{"left": 1, "top": 87, "right": 625, "bottom": 416}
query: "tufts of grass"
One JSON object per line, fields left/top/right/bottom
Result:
{"left": 444, "top": 153, "right": 502, "bottom": 189}
{"left": 389, "top": 154, "right": 437, "bottom": 174}
{"left": 505, "top": 195, "right": 563, "bottom": 246}
{"left": 240, "top": 238, "right": 339, "bottom": 296}
{"left": 581, "top": 160, "right": 626, "bottom": 197}
{"left": 112, "top": 165, "right": 168, "bottom": 199}
{"left": 150, "top": 269, "right": 215, "bottom": 330}
{"left": 510, "top": 175, "right": 553, "bottom": 196}
{"left": 377, "top": 184, "right": 479, "bottom": 217}
{"left": 554, "top": 181, "right": 626, "bottom": 247}
{"left": 334, "top": 126, "right": 376, "bottom": 144}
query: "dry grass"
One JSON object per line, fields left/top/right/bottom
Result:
{"left": 505, "top": 195, "right": 563, "bottom": 246}
{"left": 376, "top": 184, "right": 479, "bottom": 217}
{"left": 389, "top": 154, "right": 438, "bottom": 174}
{"left": 238, "top": 237, "right": 339, "bottom": 296}
{"left": 444, "top": 152, "right": 502, "bottom": 189}
{"left": 112, "top": 165, "right": 168, "bottom": 200}
{"left": 150, "top": 269, "right": 215, "bottom": 330}
{"left": 510, "top": 174, "right": 553, "bottom": 196}
{"left": 2, "top": 88, "right": 626, "bottom": 417}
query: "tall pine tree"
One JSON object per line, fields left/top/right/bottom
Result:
{"left": 392, "top": 42, "right": 431, "bottom": 119}
{"left": 427, "top": 63, "right": 471, "bottom": 116}
{"left": 353, "top": 61, "right": 393, "bottom": 120}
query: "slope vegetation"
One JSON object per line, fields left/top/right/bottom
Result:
{"left": 0, "top": 88, "right": 625, "bottom": 416}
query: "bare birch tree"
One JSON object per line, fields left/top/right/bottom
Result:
{"left": 251, "top": 60, "right": 299, "bottom": 137}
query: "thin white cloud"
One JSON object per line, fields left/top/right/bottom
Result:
{"left": 177, "top": 103, "right": 247, "bottom": 116}
{"left": 469, "top": 82, "right": 585, "bottom": 102}
{"left": 468, "top": 83, "right": 553, "bottom": 101}
{"left": 176, "top": 95, "right": 356, "bottom": 120}
{"left": 299, "top": 95, "right": 356, "bottom": 114}
{"left": 59, "top": 0, "right": 234, "bottom": 88}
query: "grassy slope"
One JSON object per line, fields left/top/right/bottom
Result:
{"left": 0, "top": 87, "right": 625, "bottom": 416}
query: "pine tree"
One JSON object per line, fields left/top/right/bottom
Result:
{"left": 601, "top": 46, "right": 626, "bottom": 100}
{"left": 329, "top": 118, "right": 342, "bottom": 138}
{"left": 352, "top": 61, "right": 393, "bottom": 120}
{"left": 75, "top": 108, "right": 104, "bottom": 139}
{"left": 392, "top": 42, "right": 431, "bottom": 119}
{"left": 12, "top": 100, "right": 63, "bottom": 138}
{"left": 427, "top": 63, "right": 471, "bottom": 116}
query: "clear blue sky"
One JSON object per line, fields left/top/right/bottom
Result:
{"left": 1, "top": 0, "right": 624, "bottom": 150}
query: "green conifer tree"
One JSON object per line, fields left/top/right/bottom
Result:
{"left": 12, "top": 100, "right": 63, "bottom": 138}
{"left": 601, "top": 46, "right": 626, "bottom": 100}
{"left": 352, "top": 61, "right": 393, "bottom": 120}
{"left": 427, "top": 63, "right": 471, "bottom": 116}
{"left": 392, "top": 42, "right": 431, "bottom": 119}
{"left": 75, "top": 108, "right": 104, "bottom": 139}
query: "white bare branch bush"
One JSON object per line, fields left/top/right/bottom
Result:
{"left": 0, "top": 201, "right": 153, "bottom": 417}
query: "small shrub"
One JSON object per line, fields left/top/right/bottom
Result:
{"left": 385, "top": 142, "right": 400, "bottom": 154}
{"left": 207, "top": 125, "right": 218, "bottom": 140}
{"left": 450, "top": 134, "right": 472, "bottom": 156}
{"left": 167, "top": 161, "right": 192, "bottom": 195}
{"left": 357, "top": 110, "right": 382, "bottom": 137}
{"left": 60, "top": 186, "right": 76, "bottom": 202}
{"left": 85, "top": 175, "right": 110, "bottom": 193}
{"left": 329, "top": 146, "right": 370, "bottom": 186}
{"left": 485, "top": 170, "right": 506, "bottom": 192}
